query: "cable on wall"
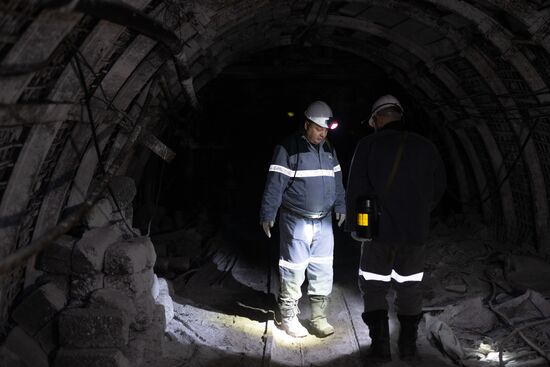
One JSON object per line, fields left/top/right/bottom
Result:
{"left": 70, "top": 51, "right": 139, "bottom": 236}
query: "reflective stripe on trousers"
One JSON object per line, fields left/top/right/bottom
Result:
{"left": 358, "top": 240, "right": 426, "bottom": 315}
{"left": 358, "top": 269, "right": 424, "bottom": 283}
{"left": 278, "top": 209, "right": 334, "bottom": 303}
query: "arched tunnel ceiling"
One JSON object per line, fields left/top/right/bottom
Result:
{"left": 1, "top": 0, "right": 550, "bottom": 328}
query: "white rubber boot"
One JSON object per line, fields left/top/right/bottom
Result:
{"left": 282, "top": 315, "right": 309, "bottom": 338}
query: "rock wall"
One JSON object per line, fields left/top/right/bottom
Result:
{"left": 0, "top": 178, "right": 174, "bottom": 367}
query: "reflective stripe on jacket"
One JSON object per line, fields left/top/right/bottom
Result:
{"left": 260, "top": 132, "right": 346, "bottom": 222}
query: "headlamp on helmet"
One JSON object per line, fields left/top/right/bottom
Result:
{"left": 304, "top": 100, "right": 338, "bottom": 129}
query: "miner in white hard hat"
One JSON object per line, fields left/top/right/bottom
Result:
{"left": 259, "top": 100, "right": 345, "bottom": 338}
{"left": 346, "top": 94, "right": 447, "bottom": 363}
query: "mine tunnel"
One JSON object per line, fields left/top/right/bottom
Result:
{"left": 1, "top": 1, "right": 550, "bottom": 367}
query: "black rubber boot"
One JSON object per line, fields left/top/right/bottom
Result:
{"left": 397, "top": 313, "right": 423, "bottom": 361}
{"left": 361, "top": 310, "right": 391, "bottom": 364}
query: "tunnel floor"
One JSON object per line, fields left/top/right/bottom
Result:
{"left": 142, "top": 206, "right": 550, "bottom": 367}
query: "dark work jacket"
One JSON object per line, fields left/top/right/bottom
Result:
{"left": 260, "top": 132, "right": 346, "bottom": 222}
{"left": 344, "top": 121, "right": 446, "bottom": 245}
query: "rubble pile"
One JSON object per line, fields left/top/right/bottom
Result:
{"left": 423, "top": 214, "right": 550, "bottom": 367}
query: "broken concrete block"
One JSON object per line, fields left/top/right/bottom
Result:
{"left": 108, "top": 176, "right": 136, "bottom": 209}
{"left": 122, "top": 336, "right": 145, "bottom": 367}
{"left": 85, "top": 198, "right": 113, "bottom": 228}
{"left": 89, "top": 288, "right": 137, "bottom": 317}
{"left": 133, "top": 293, "right": 155, "bottom": 332}
{"left": 36, "top": 235, "right": 76, "bottom": 275}
{"left": 70, "top": 271, "right": 104, "bottom": 301}
{"left": 104, "top": 268, "right": 154, "bottom": 298}
{"left": 59, "top": 308, "right": 129, "bottom": 348}
{"left": 111, "top": 206, "right": 134, "bottom": 230}
{"left": 157, "top": 277, "right": 172, "bottom": 296}
{"left": 35, "top": 318, "right": 58, "bottom": 355}
{"left": 12, "top": 282, "right": 66, "bottom": 336}
{"left": 89, "top": 288, "right": 143, "bottom": 330}
{"left": 134, "top": 304, "right": 166, "bottom": 361}
{"left": 156, "top": 277, "right": 174, "bottom": 324}
{"left": 156, "top": 292, "right": 174, "bottom": 325}
{"left": 152, "top": 303, "right": 167, "bottom": 349}
{"left": 151, "top": 273, "right": 160, "bottom": 300}
{"left": 124, "top": 205, "right": 133, "bottom": 223}
{"left": 3, "top": 327, "right": 48, "bottom": 367}
{"left": 104, "top": 237, "right": 156, "bottom": 275}
{"left": 35, "top": 273, "right": 69, "bottom": 295}
{"left": 54, "top": 348, "right": 129, "bottom": 367}
{"left": 72, "top": 226, "right": 122, "bottom": 274}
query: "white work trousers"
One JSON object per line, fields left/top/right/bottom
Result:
{"left": 278, "top": 209, "right": 334, "bottom": 304}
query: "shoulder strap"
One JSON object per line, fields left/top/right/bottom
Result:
{"left": 283, "top": 135, "right": 300, "bottom": 193}
{"left": 324, "top": 138, "right": 335, "bottom": 155}
{"left": 383, "top": 131, "right": 408, "bottom": 194}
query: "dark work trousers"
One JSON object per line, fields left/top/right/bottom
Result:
{"left": 358, "top": 240, "right": 426, "bottom": 315}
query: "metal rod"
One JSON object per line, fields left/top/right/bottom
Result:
{"left": 3, "top": 0, "right": 201, "bottom": 110}
{"left": 41, "top": 0, "right": 183, "bottom": 53}
{"left": 0, "top": 122, "right": 142, "bottom": 276}
{"left": 0, "top": 80, "right": 156, "bottom": 276}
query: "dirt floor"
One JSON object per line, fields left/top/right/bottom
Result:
{"left": 145, "top": 209, "right": 550, "bottom": 367}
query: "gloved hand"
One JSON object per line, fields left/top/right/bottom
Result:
{"left": 335, "top": 213, "right": 346, "bottom": 227}
{"left": 261, "top": 220, "right": 274, "bottom": 238}
{"left": 351, "top": 231, "right": 370, "bottom": 242}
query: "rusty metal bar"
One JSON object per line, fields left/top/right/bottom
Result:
{"left": 0, "top": 60, "right": 52, "bottom": 76}
{"left": 0, "top": 122, "right": 141, "bottom": 276}
{"left": 3, "top": 0, "right": 201, "bottom": 109}
{"left": 172, "top": 49, "right": 201, "bottom": 110}
{"left": 0, "top": 125, "right": 142, "bottom": 276}
{"left": 50, "top": 0, "right": 200, "bottom": 110}
{"left": 139, "top": 130, "right": 176, "bottom": 162}
{"left": 0, "top": 124, "right": 143, "bottom": 275}
{"left": 41, "top": 0, "right": 182, "bottom": 53}
{"left": 0, "top": 103, "right": 78, "bottom": 127}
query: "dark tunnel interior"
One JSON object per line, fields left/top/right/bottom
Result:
{"left": 3, "top": 2, "right": 550, "bottom": 366}
{"left": 134, "top": 45, "right": 459, "bottom": 242}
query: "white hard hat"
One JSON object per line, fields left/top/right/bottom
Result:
{"left": 367, "top": 94, "right": 403, "bottom": 126}
{"left": 304, "top": 100, "right": 333, "bottom": 128}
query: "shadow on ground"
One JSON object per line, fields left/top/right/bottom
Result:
{"left": 172, "top": 260, "right": 278, "bottom": 323}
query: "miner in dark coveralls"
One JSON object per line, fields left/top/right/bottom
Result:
{"left": 345, "top": 94, "right": 447, "bottom": 363}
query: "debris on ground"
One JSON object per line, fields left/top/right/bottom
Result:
{"left": 142, "top": 211, "right": 550, "bottom": 367}
{"left": 423, "top": 214, "right": 550, "bottom": 367}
